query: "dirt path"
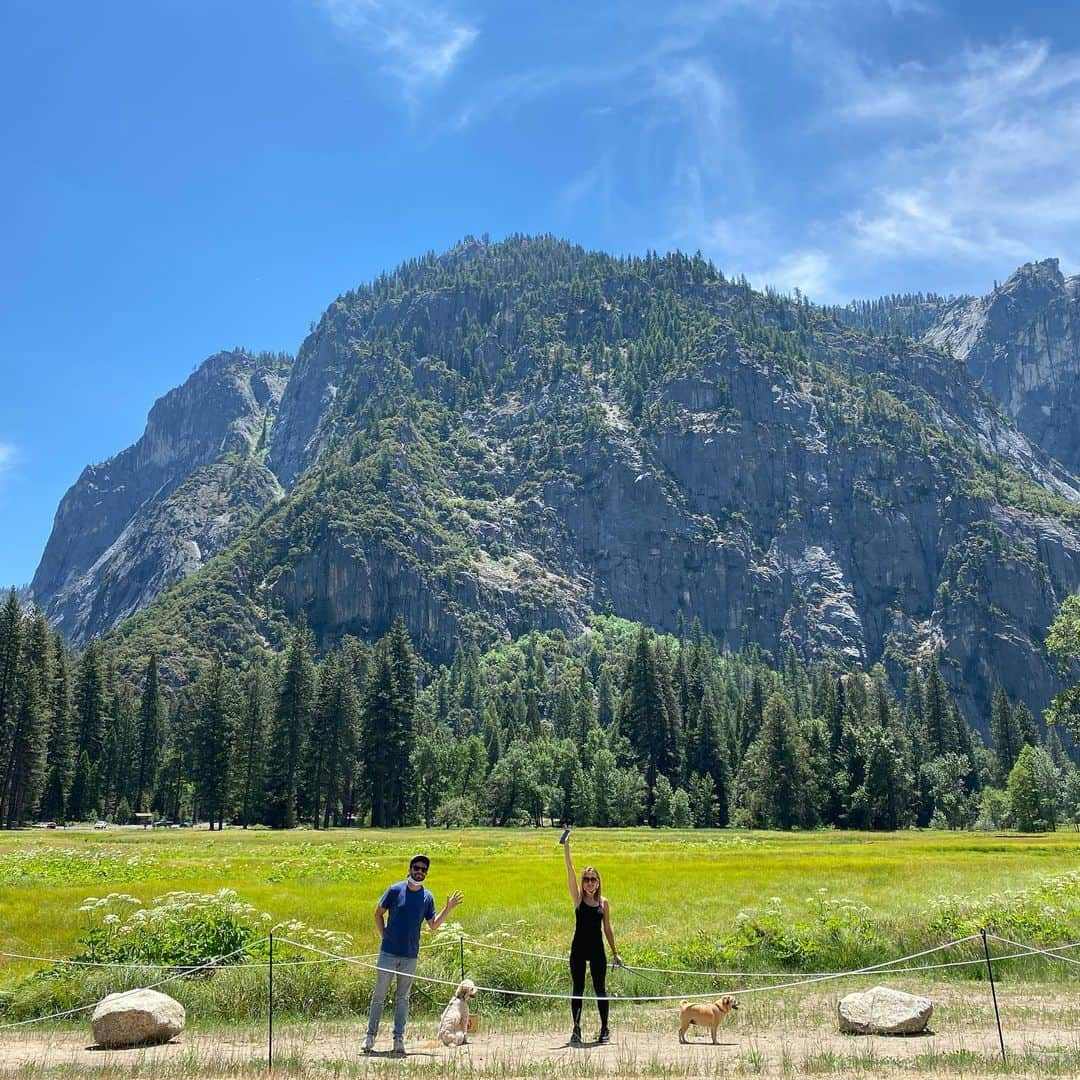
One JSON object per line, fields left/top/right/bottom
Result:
{"left": 1, "top": 988, "right": 1077, "bottom": 1077}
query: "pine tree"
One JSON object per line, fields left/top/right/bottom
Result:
{"left": 265, "top": 618, "right": 315, "bottom": 828}
{"left": 686, "top": 680, "right": 729, "bottom": 825}
{"left": 739, "top": 671, "right": 766, "bottom": 755}
{"left": 1015, "top": 701, "right": 1039, "bottom": 749}
{"left": 39, "top": 636, "right": 75, "bottom": 821}
{"left": 74, "top": 640, "right": 109, "bottom": 764}
{"left": 0, "top": 591, "right": 21, "bottom": 731}
{"left": 596, "top": 667, "right": 615, "bottom": 728}
{"left": 162, "top": 693, "right": 195, "bottom": 823}
{"left": 192, "top": 656, "right": 236, "bottom": 829}
{"left": 385, "top": 617, "right": 418, "bottom": 825}
{"left": 736, "top": 692, "right": 810, "bottom": 829}
{"left": 0, "top": 591, "right": 23, "bottom": 813}
{"left": 1, "top": 614, "right": 52, "bottom": 825}
{"left": 135, "top": 655, "right": 164, "bottom": 812}
{"left": 99, "top": 683, "right": 135, "bottom": 818}
{"left": 236, "top": 665, "right": 271, "bottom": 828}
{"left": 924, "top": 657, "right": 955, "bottom": 757}
{"left": 362, "top": 645, "right": 398, "bottom": 827}
{"left": 311, "top": 654, "right": 359, "bottom": 828}
{"left": 574, "top": 666, "right": 597, "bottom": 753}
{"left": 68, "top": 750, "right": 93, "bottom": 821}
{"left": 553, "top": 680, "right": 574, "bottom": 739}
{"left": 861, "top": 725, "right": 903, "bottom": 830}
{"left": 990, "top": 685, "right": 1022, "bottom": 783}
{"left": 619, "top": 627, "right": 672, "bottom": 817}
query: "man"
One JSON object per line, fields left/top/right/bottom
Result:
{"left": 363, "top": 853, "right": 463, "bottom": 1054}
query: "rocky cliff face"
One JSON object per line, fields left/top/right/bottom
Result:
{"left": 91, "top": 240, "right": 1080, "bottom": 733}
{"left": 31, "top": 350, "right": 290, "bottom": 644}
{"left": 925, "top": 259, "right": 1080, "bottom": 474}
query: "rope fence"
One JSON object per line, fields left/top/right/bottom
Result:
{"left": 459, "top": 934, "right": 1045, "bottom": 979}
{"left": 0, "top": 933, "right": 460, "bottom": 971}
{"left": 1, "top": 930, "right": 1077, "bottom": 1035}
{"left": 0, "top": 938, "right": 266, "bottom": 1032}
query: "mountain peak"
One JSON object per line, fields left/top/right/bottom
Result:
{"left": 30, "top": 347, "right": 292, "bottom": 644}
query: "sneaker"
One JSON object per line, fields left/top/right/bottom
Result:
{"left": 392, "top": 1038, "right": 406, "bottom": 1055}
{"left": 361, "top": 1035, "right": 374, "bottom": 1053}
{"left": 570, "top": 1027, "right": 583, "bottom": 1046}
{"left": 598, "top": 1028, "right": 611, "bottom": 1044}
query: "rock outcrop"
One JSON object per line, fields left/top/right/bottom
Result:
{"left": 90, "top": 988, "right": 185, "bottom": 1048}
{"left": 926, "top": 259, "right": 1080, "bottom": 474}
{"left": 30, "top": 350, "right": 290, "bottom": 644}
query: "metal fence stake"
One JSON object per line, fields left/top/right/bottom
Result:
{"left": 980, "top": 928, "right": 1005, "bottom": 1063}
{"left": 268, "top": 930, "right": 274, "bottom": 1071}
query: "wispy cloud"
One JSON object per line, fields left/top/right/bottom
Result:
{"left": 831, "top": 40, "right": 1080, "bottom": 270}
{"left": 0, "top": 444, "right": 17, "bottom": 473}
{"left": 749, "top": 250, "right": 835, "bottom": 300}
{"left": 402, "top": 2, "right": 1080, "bottom": 300}
{"left": 318, "top": 0, "right": 478, "bottom": 101}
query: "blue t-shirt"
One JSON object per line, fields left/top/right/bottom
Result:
{"left": 379, "top": 880, "right": 436, "bottom": 959}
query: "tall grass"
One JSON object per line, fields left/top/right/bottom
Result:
{"left": 2, "top": 828, "right": 1078, "bottom": 1024}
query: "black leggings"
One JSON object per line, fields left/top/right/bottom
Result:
{"left": 569, "top": 950, "right": 608, "bottom": 1028}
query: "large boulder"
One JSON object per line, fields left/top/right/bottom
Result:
{"left": 91, "top": 988, "right": 186, "bottom": 1048}
{"left": 838, "top": 986, "right": 933, "bottom": 1035}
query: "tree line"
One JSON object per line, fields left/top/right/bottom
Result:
{"left": 1, "top": 590, "right": 1078, "bottom": 832}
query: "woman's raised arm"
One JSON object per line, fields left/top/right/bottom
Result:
{"left": 564, "top": 835, "right": 580, "bottom": 905}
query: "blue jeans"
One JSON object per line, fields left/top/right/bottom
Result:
{"left": 366, "top": 951, "right": 418, "bottom": 1040}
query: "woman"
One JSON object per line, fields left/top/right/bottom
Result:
{"left": 563, "top": 831, "right": 621, "bottom": 1045}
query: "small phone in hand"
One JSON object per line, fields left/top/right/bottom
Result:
{"left": 559, "top": 824, "right": 571, "bottom": 845}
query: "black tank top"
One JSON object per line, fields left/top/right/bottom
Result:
{"left": 571, "top": 899, "right": 604, "bottom": 954}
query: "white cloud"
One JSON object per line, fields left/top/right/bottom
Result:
{"left": 834, "top": 40, "right": 1080, "bottom": 269}
{"left": 0, "top": 444, "right": 16, "bottom": 473}
{"left": 749, "top": 250, "right": 837, "bottom": 301}
{"left": 318, "top": 0, "right": 478, "bottom": 100}
{"left": 401, "top": 3, "right": 1078, "bottom": 298}
{"left": 837, "top": 40, "right": 1080, "bottom": 125}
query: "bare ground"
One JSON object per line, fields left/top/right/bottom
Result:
{"left": 1, "top": 985, "right": 1077, "bottom": 1078}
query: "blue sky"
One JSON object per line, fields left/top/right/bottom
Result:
{"left": 3, "top": 0, "right": 1079, "bottom": 587}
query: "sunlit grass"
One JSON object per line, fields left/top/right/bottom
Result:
{"left": 1, "top": 827, "right": 1078, "bottom": 1028}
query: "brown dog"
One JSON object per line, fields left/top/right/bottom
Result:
{"left": 678, "top": 996, "right": 739, "bottom": 1044}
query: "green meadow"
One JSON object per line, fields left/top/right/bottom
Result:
{"left": 1, "top": 827, "right": 1079, "bottom": 1026}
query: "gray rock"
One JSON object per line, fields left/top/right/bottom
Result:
{"left": 838, "top": 986, "right": 933, "bottom": 1035}
{"left": 926, "top": 259, "right": 1080, "bottom": 476}
{"left": 30, "top": 349, "right": 290, "bottom": 644}
{"left": 91, "top": 988, "right": 185, "bottom": 1048}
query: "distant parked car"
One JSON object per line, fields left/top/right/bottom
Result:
{"left": 94, "top": 820, "right": 109, "bottom": 830}
{"left": 43, "top": 821, "right": 58, "bottom": 829}
{"left": 152, "top": 819, "right": 173, "bottom": 828}
{"left": 178, "top": 821, "right": 193, "bottom": 828}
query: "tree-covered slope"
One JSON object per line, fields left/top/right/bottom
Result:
{"left": 96, "top": 237, "right": 1080, "bottom": 732}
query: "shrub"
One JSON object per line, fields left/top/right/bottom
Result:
{"left": 74, "top": 889, "right": 351, "bottom": 966}
{"left": 434, "top": 796, "right": 480, "bottom": 828}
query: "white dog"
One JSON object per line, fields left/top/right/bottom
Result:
{"left": 437, "top": 979, "right": 478, "bottom": 1046}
